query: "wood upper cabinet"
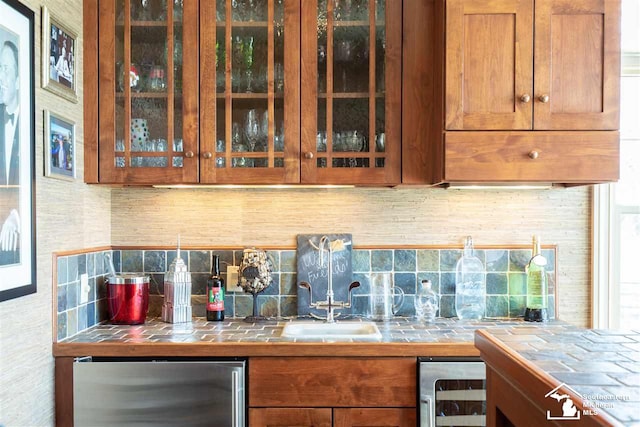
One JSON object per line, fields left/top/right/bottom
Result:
{"left": 446, "top": 0, "right": 533, "bottom": 130}
{"left": 533, "top": 0, "right": 621, "bottom": 130}
{"left": 88, "top": 0, "right": 200, "bottom": 184}
{"left": 445, "top": 0, "right": 620, "bottom": 131}
{"left": 300, "top": 0, "right": 402, "bottom": 185}
{"left": 85, "top": 0, "right": 401, "bottom": 185}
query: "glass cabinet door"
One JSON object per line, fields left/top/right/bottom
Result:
{"left": 98, "top": 0, "right": 198, "bottom": 184}
{"left": 200, "top": 0, "right": 300, "bottom": 184}
{"left": 301, "top": 0, "right": 401, "bottom": 184}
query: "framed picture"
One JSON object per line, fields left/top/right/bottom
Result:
{"left": 41, "top": 6, "right": 78, "bottom": 103}
{"left": 0, "top": 0, "right": 36, "bottom": 301}
{"left": 44, "top": 110, "right": 76, "bottom": 180}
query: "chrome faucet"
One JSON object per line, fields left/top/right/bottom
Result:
{"left": 299, "top": 235, "right": 359, "bottom": 323}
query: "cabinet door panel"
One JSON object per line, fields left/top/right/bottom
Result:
{"left": 446, "top": 0, "right": 533, "bottom": 130}
{"left": 200, "top": 0, "right": 300, "bottom": 184}
{"left": 333, "top": 408, "right": 416, "bottom": 427}
{"left": 534, "top": 0, "right": 620, "bottom": 130}
{"left": 98, "top": 0, "right": 199, "bottom": 184}
{"left": 249, "top": 408, "right": 332, "bottom": 427}
{"left": 301, "top": 0, "right": 401, "bottom": 184}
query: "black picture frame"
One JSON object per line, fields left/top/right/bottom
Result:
{"left": 0, "top": 0, "right": 36, "bottom": 302}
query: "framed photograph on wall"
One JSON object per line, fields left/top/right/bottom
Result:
{"left": 44, "top": 110, "right": 75, "bottom": 180}
{"left": 41, "top": 6, "right": 78, "bottom": 103}
{"left": 0, "top": 0, "right": 36, "bottom": 302}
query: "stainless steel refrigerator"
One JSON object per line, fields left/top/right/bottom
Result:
{"left": 73, "top": 357, "right": 245, "bottom": 427}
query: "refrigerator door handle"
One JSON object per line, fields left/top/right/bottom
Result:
{"left": 232, "top": 370, "right": 241, "bottom": 427}
{"left": 420, "top": 396, "right": 434, "bottom": 427}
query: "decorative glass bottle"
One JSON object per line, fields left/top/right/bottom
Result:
{"left": 525, "top": 235, "right": 549, "bottom": 322}
{"left": 454, "top": 236, "right": 486, "bottom": 320}
{"left": 415, "top": 279, "right": 439, "bottom": 322}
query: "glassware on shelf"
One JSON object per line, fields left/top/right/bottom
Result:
{"left": 274, "top": 62, "right": 284, "bottom": 93}
{"left": 244, "top": 109, "right": 260, "bottom": 152}
{"left": 260, "top": 110, "right": 269, "bottom": 150}
{"left": 216, "top": 0, "right": 225, "bottom": 21}
{"left": 375, "top": 132, "right": 385, "bottom": 152}
{"left": 148, "top": 65, "right": 166, "bottom": 92}
{"left": 232, "top": 122, "right": 243, "bottom": 151}
{"left": 243, "top": 36, "right": 254, "bottom": 92}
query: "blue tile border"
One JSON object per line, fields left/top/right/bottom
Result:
{"left": 54, "top": 246, "right": 559, "bottom": 340}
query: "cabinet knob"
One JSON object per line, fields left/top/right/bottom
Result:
{"left": 203, "top": 152, "right": 213, "bottom": 159}
{"left": 538, "top": 94, "right": 550, "bottom": 103}
{"left": 185, "top": 151, "right": 195, "bottom": 158}
{"left": 304, "top": 152, "right": 314, "bottom": 159}
{"left": 520, "top": 94, "right": 531, "bottom": 103}
{"left": 528, "top": 150, "right": 540, "bottom": 160}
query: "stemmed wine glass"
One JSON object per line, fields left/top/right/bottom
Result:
{"left": 243, "top": 36, "right": 254, "bottom": 92}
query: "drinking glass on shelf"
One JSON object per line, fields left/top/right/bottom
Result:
{"left": 156, "top": 139, "right": 168, "bottom": 152}
{"left": 260, "top": 110, "right": 269, "bottom": 150}
{"left": 376, "top": 132, "right": 385, "bottom": 152}
{"left": 316, "top": 131, "right": 327, "bottom": 152}
{"left": 232, "top": 122, "right": 243, "bottom": 151}
{"left": 243, "top": 36, "right": 255, "bottom": 92}
{"left": 274, "top": 62, "right": 284, "bottom": 93}
{"left": 244, "top": 109, "right": 260, "bottom": 152}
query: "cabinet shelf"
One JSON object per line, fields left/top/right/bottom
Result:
{"left": 117, "top": 21, "right": 184, "bottom": 27}
{"left": 318, "top": 92, "right": 385, "bottom": 99}
{"left": 215, "top": 93, "right": 284, "bottom": 99}
{"left": 333, "top": 20, "right": 385, "bottom": 27}
{"left": 117, "top": 92, "right": 182, "bottom": 99}
{"left": 216, "top": 21, "right": 271, "bottom": 28}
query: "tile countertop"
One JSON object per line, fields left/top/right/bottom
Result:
{"left": 54, "top": 317, "right": 535, "bottom": 358}
{"left": 475, "top": 326, "right": 640, "bottom": 426}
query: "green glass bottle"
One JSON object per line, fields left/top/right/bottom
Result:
{"left": 524, "top": 235, "right": 548, "bottom": 322}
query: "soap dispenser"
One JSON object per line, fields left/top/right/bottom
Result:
{"left": 454, "top": 236, "right": 486, "bottom": 320}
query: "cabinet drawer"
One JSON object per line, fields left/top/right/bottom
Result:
{"left": 249, "top": 357, "right": 416, "bottom": 408}
{"left": 444, "top": 131, "right": 619, "bottom": 183}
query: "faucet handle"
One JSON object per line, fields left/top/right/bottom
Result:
{"left": 348, "top": 281, "right": 361, "bottom": 293}
{"left": 299, "top": 281, "right": 313, "bottom": 305}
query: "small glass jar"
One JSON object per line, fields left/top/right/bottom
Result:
{"left": 148, "top": 66, "right": 166, "bottom": 92}
{"left": 415, "top": 279, "right": 439, "bottom": 322}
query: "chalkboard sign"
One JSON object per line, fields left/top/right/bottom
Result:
{"left": 296, "top": 234, "right": 353, "bottom": 317}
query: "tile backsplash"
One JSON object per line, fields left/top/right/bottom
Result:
{"left": 55, "top": 246, "right": 556, "bottom": 341}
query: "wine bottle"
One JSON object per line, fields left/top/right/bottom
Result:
{"left": 206, "top": 255, "right": 225, "bottom": 321}
{"left": 524, "top": 235, "right": 549, "bottom": 322}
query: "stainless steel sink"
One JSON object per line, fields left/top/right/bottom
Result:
{"left": 280, "top": 321, "right": 382, "bottom": 340}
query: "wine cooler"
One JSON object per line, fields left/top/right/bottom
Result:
{"left": 419, "top": 358, "right": 486, "bottom": 427}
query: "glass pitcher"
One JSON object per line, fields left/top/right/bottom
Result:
{"left": 369, "top": 273, "right": 404, "bottom": 321}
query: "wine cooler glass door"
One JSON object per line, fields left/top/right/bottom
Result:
{"left": 419, "top": 360, "right": 487, "bottom": 427}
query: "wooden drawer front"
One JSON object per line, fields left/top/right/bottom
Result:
{"left": 249, "top": 408, "right": 332, "bottom": 427}
{"left": 444, "top": 131, "right": 619, "bottom": 183}
{"left": 333, "top": 408, "right": 416, "bottom": 427}
{"left": 249, "top": 357, "right": 416, "bottom": 408}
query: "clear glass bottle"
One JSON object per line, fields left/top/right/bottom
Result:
{"left": 525, "top": 235, "right": 549, "bottom": 322}
{"left": 455, "top": 236, "right": 486, "bottom": 320}
{"left": 415, "top": 279, "right": 439, "bottom": 322}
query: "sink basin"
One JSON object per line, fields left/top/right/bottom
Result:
{"left": 280, "top": 321, "right": 382, "bottom": 340}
